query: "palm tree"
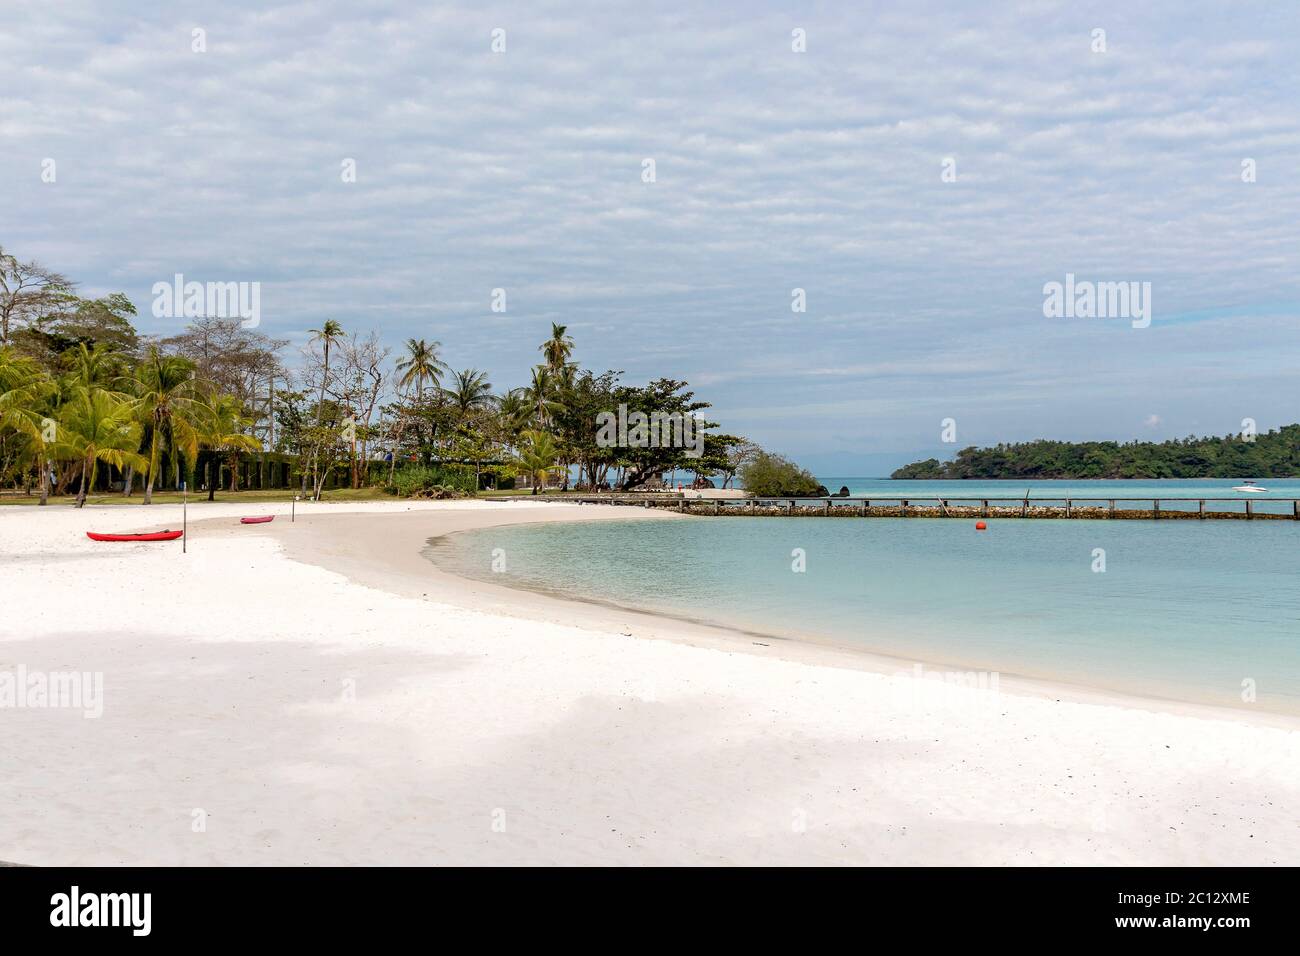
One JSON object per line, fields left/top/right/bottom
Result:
{"left": 540, "top": 322, "right": 574, "bottom": 372}
{"left": 54, "top": 390, "right": 147, "bottom": 508}
{"left": 306, "top": 320, "right": 345, "bottom": 494}
{"left": 515, "top": 429, "right": 558, "bottom": 495}
{"left": 495, "top": 388, "right": 532, "bottom": 445}
{"left": 525, "top": 366, "right": 561, "bottom": 428}
{"left": 308, "top": 319, "right": 345, "bottom": 421}
{"left": 63, "top": 342, "right": 127, "bottom": 398}
{"left": 0, "top": 346, "right": 52, "bottom": 502}
{"left": 394, "top": 338, "right": 446, "bottom": 402}
{"left": 132, "top": 346, "right": 201, "bottom": 504}
{"left": 200, "top": 394, "right": 263, "bottom": 498}
{"left": 393, "top": 338, "right": 448, "bottom": 472}
{"left": 443, "top": 368, "right": 494, "bottom": 421}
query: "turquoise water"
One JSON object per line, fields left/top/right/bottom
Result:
{"left": 430, "top": 513, "right": 1300, "bottom": 714}
{"left": 812, "top": 477, "right": 1300, "bottom": 515}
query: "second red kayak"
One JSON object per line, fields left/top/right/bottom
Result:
{"left": 87, "top": 530, "right": 183, "bottom": 542}
{"left": 240, "top": 515, "right": 274, "bottom": 524}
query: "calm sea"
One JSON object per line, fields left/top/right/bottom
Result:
{"left": 429, "top": 479, "right": 1300, "bottom": 714}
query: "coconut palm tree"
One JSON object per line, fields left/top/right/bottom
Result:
{"left": 393, "top": 338, "right": 448, "bottom": 469}
{"left": 306, "top": 320, "right": 345, "bottom": 493}
{"left": 200, "top": 394, "right": 264, "bottom": 498}
{"left": 539, "top": 322, "right": 574, "bottom": 372}
{"left": 395, "top": 338, "right": 447, "bottom": 402}
{"left": 525, "top": 366, "right": 561, "bottom": 429}
{"left": 308, "top": 319, "right": 345, "bottom": 421}
{"left": 0, "top": 346, "right": 44, "bottom": 431}
{"left": 63, "top": 342, "right": 127, "bottom": 398}
{"left": 132, "top": 346, "right": 201, "bottom": 504}
{"left": 495, "top": 387, "right": 532, "bottom": 445}
{"left": 54, "top": 390, "right": 147, "bottom": 508}
{"left": 0, "top": 346, "right": 53, "bottom": 501}
{"left": 443, "top": 368, "right": 494, "bottom": 422}
{"left": 515, "top": 429, "right": 558, "bottom": 495}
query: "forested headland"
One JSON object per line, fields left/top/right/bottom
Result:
{"left": 892, "top": 427, "right": 1300, "bottom": 479}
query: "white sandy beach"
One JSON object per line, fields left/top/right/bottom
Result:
{"left": 1, "top": 499, "right": 1297, "bottom": 865}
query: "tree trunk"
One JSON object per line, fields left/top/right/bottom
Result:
{"left": 38, "top": 457, "right": 50, "bottom": 505}
{"left": 207, "top": 459, "right": 217, "bottom": 501}
{"left": 143, "top": 431, "right": 159, "bottom": 505}
{"left": 75, "top": 456, "right": 90, "bottom": 508}
{"left": 122, "top": 465, "right": 135, "bottom": 496}
{"left": 387, "top": 419, "right": 404, "bottom": 485}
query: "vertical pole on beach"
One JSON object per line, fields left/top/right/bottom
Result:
{"left": 1199, "top": 500, "right": 1205, "bottom": 519}
{"left": 1246, "top": 500, "right": 1253, "bottom": 520}
{"left": 292, "top": 495, "right": 297, "bottom": 522}
{"left": 1293, "top": 500, "right": 1298, "bottom": 521}
{"left": 1153, "top": 500, "right": 1160, "bottom": 519}
{"left": 182, "top": 481, "right": 187, "bottom": 554}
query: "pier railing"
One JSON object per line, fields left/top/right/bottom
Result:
{"left": 505, "top": 494, "right": 1300, "bottom": 520}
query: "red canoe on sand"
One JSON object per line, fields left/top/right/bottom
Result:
{"left": 87, "top": 530, "right": 184, "bottom": 542}
{"left": 240, "top": 515, "right": 274, "bottom": 524}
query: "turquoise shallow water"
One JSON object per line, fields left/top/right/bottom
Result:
{"left": 430, "top": 510, "right": 1300, "bottom": 714}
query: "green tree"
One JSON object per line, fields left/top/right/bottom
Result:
{"left": 200, "top": 394, "right": 263, "bottom": 498}
{"left": 395, "top": 338, "right": 447, "bottom": 401}
{"left": 131, "top": 346, "right": 201, "bottom": 504}
{"left": 54, "top": 390, "right": 147, "bottom": 507}
{"left": 739, "top": 450, "right": 822, "bottom": 497}
{"left": 515, "top": 429, "right": 558, "bottom": 495}
{"left": 540, "top": 322, "right": 575, "bottom": 372}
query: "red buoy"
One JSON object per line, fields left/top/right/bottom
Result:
{"left": 975, "top": 521, "right": 987, "bottom": 530}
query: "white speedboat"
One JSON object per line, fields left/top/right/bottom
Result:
{"left": 1232, "top": 481, "right": 1269, "bottom": 493}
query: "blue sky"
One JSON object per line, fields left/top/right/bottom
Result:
{"left": 3, "top": 1, "right": 1299, "bottom": 473}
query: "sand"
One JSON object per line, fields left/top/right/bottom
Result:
{"left": 1, "top": 498, "right": 1297, "bottom": 865}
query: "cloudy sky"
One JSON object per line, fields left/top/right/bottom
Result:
{"left": 4, "top": 1, "right": 1298, "bottom": 472}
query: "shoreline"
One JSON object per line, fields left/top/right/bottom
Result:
{"left": 260, "top": 504, "right": 1300, "bottom": 728}
{"left": 4, "top": 499, "right": 1298, "bottom": 865}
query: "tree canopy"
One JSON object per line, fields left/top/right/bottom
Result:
{"left": 892, "top": 427, "right": 1300, "bottom": 479}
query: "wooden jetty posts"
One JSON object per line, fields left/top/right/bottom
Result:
{"left": 511, "top": 494, "right": 1300, "bottom": 521}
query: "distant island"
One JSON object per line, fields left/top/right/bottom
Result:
{"left": 891, "top": 425, "right": 1300, "bottom": 479}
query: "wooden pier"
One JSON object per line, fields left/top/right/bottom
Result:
{"left": 502, "top": 494, "right": 1300, "bottom": 521}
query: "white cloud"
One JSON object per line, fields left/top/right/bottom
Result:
{"left": 2, "top": 0, "right": 1298, "bottom": 459}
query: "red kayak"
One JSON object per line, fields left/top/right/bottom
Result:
{"left": 87, "top": 530, "right": 183, "bottom": 542}
{"left": 240, "top": 515, "right": 274, "bottom": 525}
